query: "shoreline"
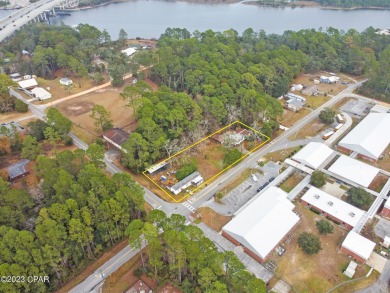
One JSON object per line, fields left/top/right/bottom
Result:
{"left": 1, "top": 0, "right": 390, "bottom": 11}
{"left": 243, "top": 1, "right": 390, "bottom": 10}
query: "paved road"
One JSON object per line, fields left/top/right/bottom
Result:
{"left": 356, "top": 260, "right": 390, "bottom": 293}
{"left": 0, "top": 0, "right": 64, "bottom": 42}
{"left": 11, "top": 80, "right": 369, "bottom": 292}
{"left": 189, "top": 80, "right": 367, "bottom": 208}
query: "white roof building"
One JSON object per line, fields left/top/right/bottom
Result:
{"left": 292, "top": 142, "right": 334, "bottom": 169}
{"left": 18, "top": 78, "right": 38, "bottom": 89}
{"left": 222, "top": 187, "right": 299, "bottom": 261}
{"left": 344, "top": 261, "right": 358, "bottom": 278}
{"left": 59, "top": 78, "right": 73, "bottom": 86}
{"left": 328, "top": 155, "right": 379, "bottom": 188}
{"left": 169, "top": 171, "right": 203, "bottom": 195}
{"left": 385, "top": 197, "right": 390, "bottom": 210}
{"left": 370, "top": 104, "right": 390, "bottom": 114}
{"left": 339, "top": 113, "right": 390, "bottom": 160}
{"left": 342, "top": 231, "right": 375, "bottom": 261}
{"left": 301, "top": 186, "right": 364, "bottom": 228}
{"left": 31, "top": 87, "right": 52, "bottom": 100}
{"left": 121, "top": 47, "right": 137, "bottom": 57}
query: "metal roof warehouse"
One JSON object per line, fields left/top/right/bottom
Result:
{"left": 338, "top": 113, "right": 390, "bottom": 161}
{"left": 222, "top": 187, "right": 299, "bottom": 262}
{"left": 328, "top": 155, "right": 379, "bottom": 188}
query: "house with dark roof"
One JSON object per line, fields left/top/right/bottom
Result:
{"left": 103, "top": 128, "right": 130, "bottom": 151}
{"left": 7, "top": 159, "right": 30, "bottom": 181}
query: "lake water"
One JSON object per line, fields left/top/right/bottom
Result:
{"left": 3, "top": 1, "right": 390, "bottom": 39}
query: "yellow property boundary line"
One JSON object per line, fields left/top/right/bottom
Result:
{"left": 142, "top": 120, "right": 270, "bottom": 203}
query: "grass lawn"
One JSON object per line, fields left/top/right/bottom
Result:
{"left": 263, "top": 146, "right": 301, "bottom": 163}
{"left": 57, "top": 85, "right": 134, "bottom": 137}
{"left": 288, "top": 118, "right": 327, "bottom": 140}
{"left": 279, "top": 172, "right": 305, "bottom": 192}
{"left": 34, "top": 76, "right": 98, "bottom": 103}
{"left": 279, "top": 108, "right": 311, "bottom": 128}
{"left": 305, "top": 95, "right": 331, "bottom": 109}
{"left": 331, "top": 97, "right": 355, "bottom": 111}
{"left": 196, "top": 207, "right": 232, "bottom": 232}
{"left": 0, "top": 111, "right": 32, "bottom": 123}
{"left": 331, "top": 270, "right": 380, "bottom": 293}
{"left": 271, "top": 203, "right": 351, "bottom": 293}
{"left": 368, "top": 174, "right": 389, "bottom": 193}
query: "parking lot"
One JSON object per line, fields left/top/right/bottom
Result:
{"left": 203, "top": 162, "right": 281, "bottom": 215}
{"left": 375, "top": 218, "right": 390, "bottom": 239}
{"left": 340, "top": 99, "right": 372, "bottom": 118}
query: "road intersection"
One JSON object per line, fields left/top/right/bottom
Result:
{"left": 9, "top": 79, "right": 370, "bottom": 292}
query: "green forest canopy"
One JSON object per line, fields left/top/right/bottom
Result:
{"left": 313, "top": 0, "right": 390, "bottom": 8}
{"left": 121, "top": 26, "right": 390, "bottom": 173}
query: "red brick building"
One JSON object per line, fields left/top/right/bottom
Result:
{"left": 301, "top": 186, "right": 364, "bottom": 231}
{"left": 341, "top": 231, "right": 375, "bottom": 263}
{"left": 222, "top": 187, "right": 300, "bottom": 264}
{"left": 380, "top": 198, "right": 390, "bottom": 219}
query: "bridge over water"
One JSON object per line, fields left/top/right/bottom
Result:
{"left": 0, "top": 0, "right": 78, "bottom": 42}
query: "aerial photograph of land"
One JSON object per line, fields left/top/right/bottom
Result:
{"left": 0, "top": 0, "right": 390, "bottom": 292}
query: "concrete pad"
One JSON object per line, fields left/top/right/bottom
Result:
{"left": 271, "top": 280, "right": 291, "bottom": 293}
{"left": 367, "top": 252, "right": 388, "bottom": 273}
{"left": 321, "top": 182, "right": 346, "bottom": 199}
{"left": 374, "top": 218, "right": 390, "bottom": 239}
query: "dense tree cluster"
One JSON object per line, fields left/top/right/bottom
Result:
{"left": 128, "top": 211, "right": 267, "bottom": 293}
{"left": 360, "top": 45, "right": 390, "bottom": 101}
{"left": 0, "top": 150, "right": 145, "bottom": 292}
{"left": 120, "top": 27, "right": 390, "bottom": 173}
{"left": 1, "top": 24, "right": 130, "bottom": 83}
{"left": 0, "top": 74, "right": 17, "bottom": 113}
{"left": 176, "top": 161, "right": 198, "bottom": 180}
{"left": 121, "top": 86, "right": 203, "bottom": 173}
{"left": 152, "top": 27, "right": 390, "bottom": 103}
{"left": 314, "top": 0, "right": 390, "bottom": 8}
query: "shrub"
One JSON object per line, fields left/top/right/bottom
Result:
{"left": 223, "top": 148, "right": 242, "bottom": 167}
{"left": 316, "top": 219, "right": 334, "bottom": 235}
{"left": 63, "top": 135, "right": 73, "bottom": 146}
{"left": 14, "top": 99, "right": 28, "bottom": 113}
{"left": 310, "top": 170, "right": 327, "bottom": 188}
{"left": 176, "top": 161, "right": 197, "bottom": 180}
{"left": 298, "top": 232, "right": 322, "bottom": 255}
{"left": 318, "top": 107, "right": 335, "bottom": 124}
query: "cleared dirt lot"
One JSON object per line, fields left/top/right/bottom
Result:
{"left": 289, "top": 118, "right": 327, "bottom": 140}
{"left": 196, "top": 207, "right": 232, "bottom": 232}
{"left": 57, "top": 86, "right": 134, "bottom": 136}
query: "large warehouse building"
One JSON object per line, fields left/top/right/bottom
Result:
{"left": 222, "top": 187, "right": 300, "bottom": 263}
{"left": 338, "top": 113, "right": 390, "bottom": 161}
